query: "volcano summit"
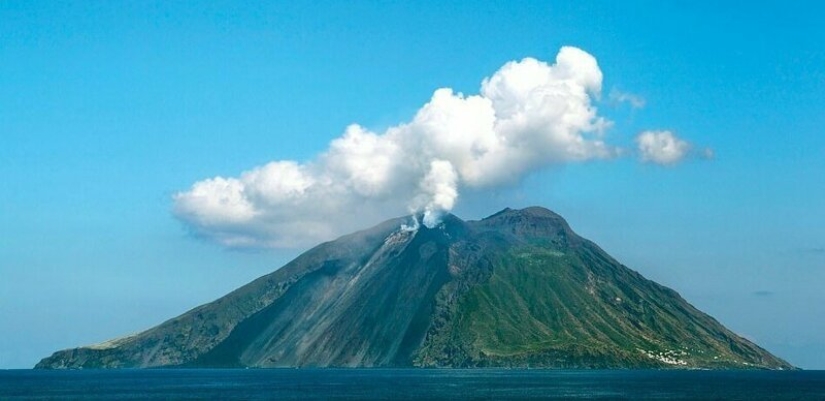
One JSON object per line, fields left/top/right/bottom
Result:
{"left": 37, "top": 207, "right": 791, "bottom": 369}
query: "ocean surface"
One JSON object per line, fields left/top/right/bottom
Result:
{"left": 1, "top": 369, "right": 823, "bottom": 400}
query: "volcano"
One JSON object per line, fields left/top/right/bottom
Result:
{"left": 36, "top": 207, "right": 791, "bottom": 369}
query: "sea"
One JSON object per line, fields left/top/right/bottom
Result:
{"left": 1, "top": 369, "right": 823, "bottom": 400}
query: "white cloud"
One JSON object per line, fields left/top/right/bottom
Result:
{"left": 609, "top": 88, "right": 646, "bottom": 109}
{"left": 636, "top": 130, "right": 691, "bottom": 165}
{"left": 173, "top": 46, "right": 623, "bottom": 248}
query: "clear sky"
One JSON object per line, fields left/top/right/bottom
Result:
{"left": 1, "top": 1, "right": 823, "bottom": 369}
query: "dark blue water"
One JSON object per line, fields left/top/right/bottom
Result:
{"left": 1, "top": 369, "right": 823, "bottom": 400}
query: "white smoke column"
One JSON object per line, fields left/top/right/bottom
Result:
{"left": 400, "top": 215, "right": 420, "bottom": 233}
{"left": 416, "top": 160, "right": 458, "bottom": 228}
{"left": 174, "top": 46, "right": 619, "bottom": 248}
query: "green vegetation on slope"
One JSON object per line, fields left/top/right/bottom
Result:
{"left": 416, "top": 239, "right": 789, "bottom": 369}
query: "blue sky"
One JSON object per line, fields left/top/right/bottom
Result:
{"left": 1, "top": 1, "right": 823, "bottom": 369}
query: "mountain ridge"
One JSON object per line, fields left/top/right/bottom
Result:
{"left": 36, "top": 207, "right": 793, "bottom": 370}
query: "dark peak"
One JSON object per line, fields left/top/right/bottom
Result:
{"left": 434, "top": 212, "right": 465, "bottom": 226}
{"left": 401, "top": 212, "right": 465, "bottom": 228}
{"left": 481, "top": 206, "right": 566, "bottom": 223}
{"left": 520, "top": 206, "right": 564, "bottom": 218}
{"left": 483, "top": 207, "right": 513, "bottom": 219}
{"left": 412, "top": 213, "right": 468, "bottom": 240}
{"left": 475, "top": 206, "right": 577, "bottom": 243}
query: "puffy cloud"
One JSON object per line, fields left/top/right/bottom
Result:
{"left": 173, "top": 46, "right": 623, "bottom": 248}
{"left": 635, "top": 130, "right": 692, "bottom": 165}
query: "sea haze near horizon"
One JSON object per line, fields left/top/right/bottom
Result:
{"left": 1, "top": 369, "right": 824, "bottom": 400}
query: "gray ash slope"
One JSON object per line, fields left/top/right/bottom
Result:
{"left": 36, "top": 207, "right": 792, "bottom": 369}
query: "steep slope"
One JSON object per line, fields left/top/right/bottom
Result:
{"left": 36, "top": 207, "right": 793, "bottom": 369}
{"left": 35, "top": 217, "right": 408, "bottom": 368}
{"left": 415, "top": 208, "right": 787, "bottom": 368}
